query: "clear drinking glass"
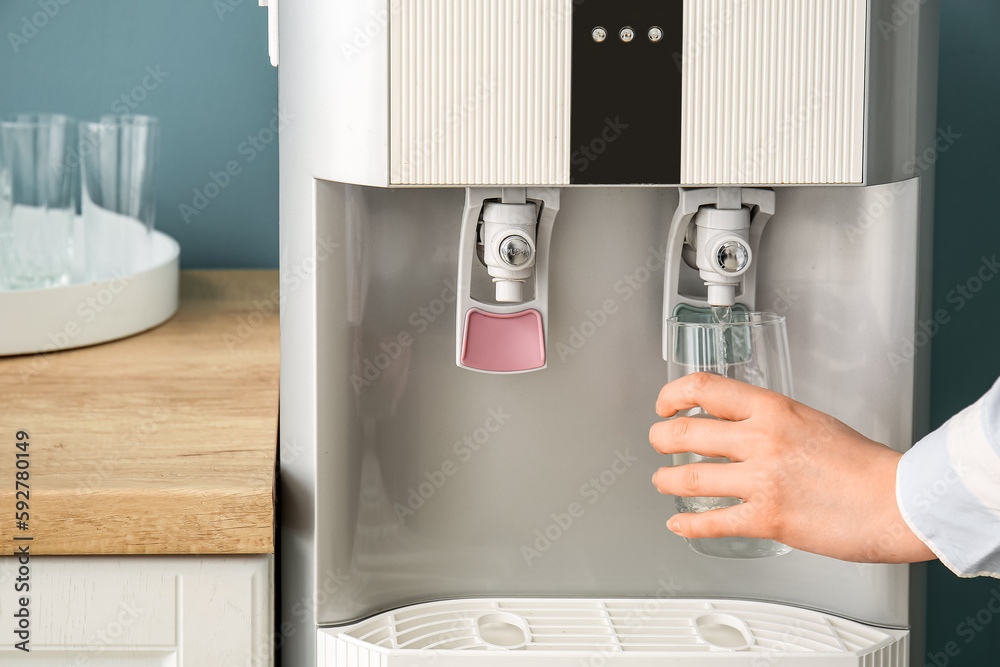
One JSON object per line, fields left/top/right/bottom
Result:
{"left": 0, "top": 114, "right": 78, "bottom": 290}
{"left": 80, "top": 115, "right": 160, "bottom": 280}
{"left": 665, "top": 311, "right": 794, "bottom": 559}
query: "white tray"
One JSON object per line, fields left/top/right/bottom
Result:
{"left": 0, "top": 220, "right": 179, "bottom": 357}
{"left": 320, "top": 598, "right": 908, "bottom": 666}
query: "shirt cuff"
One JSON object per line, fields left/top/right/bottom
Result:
{"left": 896, "top": 386, "right": 1000, "bottom": 579}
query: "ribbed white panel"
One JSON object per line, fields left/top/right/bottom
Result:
{"left": 390, "top": 0, "right": 572, "bottom": 186}
{"left": 681, "top": 0, "right": 867, "bottom": 185}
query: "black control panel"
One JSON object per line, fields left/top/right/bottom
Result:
{"left": 570, "top": 1, "right": 683, "bottom": 185}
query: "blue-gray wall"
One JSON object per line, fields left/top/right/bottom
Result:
{"left": 926, "top": 2, "right": 1000, "bottom": 665}
{"left": 4, "top": 1, "right": 1000, "bottom": 664}
{"left": 0, "top": 0, "right": 278, "bottom": 269}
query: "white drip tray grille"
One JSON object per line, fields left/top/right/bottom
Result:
{"left": 319, "top": 598, "right": 908, "bottom": 666}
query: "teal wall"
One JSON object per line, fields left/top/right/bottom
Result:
{"left": 0, "top": 0, "right": 278, "bottom": 269}
{"left": 926, "top": 2, "right": 1000, "bottom": 666}
{"left": 3, "top": 1, "right": 1000, "bottom": 664}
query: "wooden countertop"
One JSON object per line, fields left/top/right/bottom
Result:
{"left": 0, "top": 271, "right": 279, "bottom": 555}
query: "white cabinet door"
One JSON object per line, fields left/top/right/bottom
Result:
{"left": 0, "top": 555, "right": 272, "bottom": 665}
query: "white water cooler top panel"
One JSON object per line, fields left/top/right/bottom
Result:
{"left": 387, "top": 0, "right": 867, "bottom": 186}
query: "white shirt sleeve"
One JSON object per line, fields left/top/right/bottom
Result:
{"left": 897, "top": 377, "right": 1000, "bottom": 578}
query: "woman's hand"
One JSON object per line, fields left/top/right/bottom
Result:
{"left": 650, "top": 373, "right": 936, "bottom": 564}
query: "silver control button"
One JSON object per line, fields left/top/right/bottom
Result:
{"left": 648, "top": 26, "right": 663, "bottom": 43}
{"left": 592, "top": 27, "right": 607, "bottom": 43}
{"left": 716, "top": 242, "right": 750, "bottom": 274}
{"left": 620, "top": 26, "right": 635, "bottom": 43}
{"left": 500, "top": 236, "right": 532, "bottom": 267}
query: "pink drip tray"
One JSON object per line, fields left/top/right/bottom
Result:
{"left": 461, "top": 308, "right": 546, "bottom": 372}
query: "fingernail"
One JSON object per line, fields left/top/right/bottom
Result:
{"left": 667, "top": 518, "right": 680, "bottom": 533}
